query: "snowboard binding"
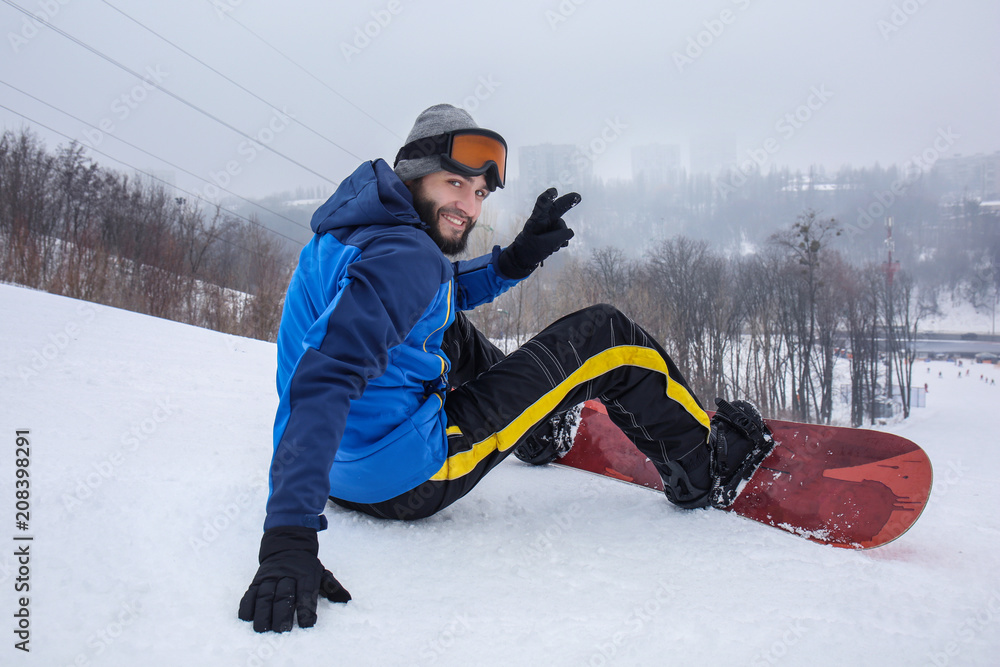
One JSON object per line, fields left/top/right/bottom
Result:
{"left": 513, "top": 406, "right": 582, "bottom": 466}
{"left": 709, "top": 398, "right": 775, "bottom": 509}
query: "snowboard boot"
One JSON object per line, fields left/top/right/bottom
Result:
{"left": 708, "top": 398, "right": 775, "bottom": 508}
{"left": 513, "top": 406, "right": 581, "bottom": 466}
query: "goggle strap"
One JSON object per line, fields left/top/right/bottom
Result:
{"left": 393, "top": 134, "right": 450, "bottom": 167}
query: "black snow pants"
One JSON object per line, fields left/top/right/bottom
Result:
{"left": 331, "top": 304, "right": 713, "bottom": 519}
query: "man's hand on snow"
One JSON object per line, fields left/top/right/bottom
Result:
{"left": 498, "top": 188, "right": 581, "bottom": 279}
{"left": 238, "top": 526, "right": 351, "bottom": 632}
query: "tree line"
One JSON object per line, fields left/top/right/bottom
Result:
{"left": 546, "top": 159, "right": 999, "bottom": 310}
{"left": 5, "top": 126, "right": 993, "bottom": 426}
{"left": 0, "top": 128, "right": 292, "bottom": 341}
{"left": 468, "top": 210, "right": 932, "bottom": 427}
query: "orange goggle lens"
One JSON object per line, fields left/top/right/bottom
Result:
{"left": 449, "top": 132, "right": 507, "bottom": 187}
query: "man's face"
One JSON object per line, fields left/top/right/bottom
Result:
{"left": 409, "top": 171, "right": 489, "bottom": 256}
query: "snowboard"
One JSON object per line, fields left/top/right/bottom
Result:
{"left": 556, "top": 401, "right": 932, "bottom": 549}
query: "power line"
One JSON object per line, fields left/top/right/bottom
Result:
{"left": 1, "top": 0, "right": 339, "bottom": 187}
{"left": 0, "top": 100, "right": 305, "bottom": 253}
{"left": 98, "top": 0, "right": 365, "bottom": 162}
{"left": 208, "top": 0, "right": 402, "bottom": 141}
{"left": 0, "top": 77, "right": 314, "bottom": 235}
{"left": 0, "top": 109, "right": 293, "bottom": 265}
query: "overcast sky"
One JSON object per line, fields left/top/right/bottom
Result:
{"left": 1, "top": 0, "right": 997, "bottom": 203}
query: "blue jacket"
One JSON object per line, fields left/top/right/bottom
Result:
{"left": 265, "top": 159, "right": 521, "bottom": 531}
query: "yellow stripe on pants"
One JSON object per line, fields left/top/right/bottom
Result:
{"left": 430, "top": 345, "right": 709, "bottom": 482}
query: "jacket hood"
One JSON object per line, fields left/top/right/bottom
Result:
{"left": 311, "top": 159, "right": 425, "bottom": 235}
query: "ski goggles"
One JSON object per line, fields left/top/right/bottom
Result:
{"left": 394, "top": 129, "right": 507, "bottom": 190}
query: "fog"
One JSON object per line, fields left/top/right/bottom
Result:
{"left": 1, "top": 0, "right": 997, "bottom": 205}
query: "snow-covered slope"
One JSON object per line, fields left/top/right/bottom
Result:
{"left": 921, "top": 293, "right": 997, "bottom": 335}
{"left": 3, "top": 283, "right": 999, "bottom": 666}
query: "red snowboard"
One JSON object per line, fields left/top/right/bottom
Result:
{"left": 556, "top": 401, "right": 932, "bottom": 549}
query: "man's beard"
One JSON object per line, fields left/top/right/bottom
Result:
{"left": 412, "top": 193, "right": 476, "bottom": 256}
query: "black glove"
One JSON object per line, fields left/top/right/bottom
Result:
{"left": 498, "top": 188, "right": 581, "bottom": 279}
{"left": 238, "top": 526, "right": 351, "bottom": 633}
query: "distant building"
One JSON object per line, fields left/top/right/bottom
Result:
{"left": 690, "top": 133, "right": 737, "bottom": 175}
{"left": 631, "top": 143, "right": 682, "bottom": 189}
{"left": 934, "top": 151, "right": 1000, "bottom": 199}
{"left": 518, "top": 143, "right": 592, "bottom": 192}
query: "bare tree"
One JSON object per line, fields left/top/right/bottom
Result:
{"left": 771, "top": 210, "right": 842, "bottom": 422}
{"left": 841, "top": 264, "right": 882, "bottom": 426}
{"left": 238, "top": 215, "right": 295, "bottom": 341}
{"left": 644, "top": 237, "right": 731, "bottom": 401}
{"left": 587, "top": 246, "right": 635, "bottom": 305}
{"left": 726, "top": 251, "right": 790, "bottom": 416}
{"left": 882, "top": 270, "right": 925, "bottom": 418}
{"left": 0, "top": 128, "right": 56, "bottom": 287}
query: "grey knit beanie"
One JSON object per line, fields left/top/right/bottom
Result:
{"left": 393, "top": 104, "right": 481, "bottom": 183}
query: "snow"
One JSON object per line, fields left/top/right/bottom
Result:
{"left": 922, "top": 293, "right": 997, "bottom": 335}
{"left": 283, "top": 198, "right": 326, "bottom": 209}
{"left": 3, "top": 282, "right": 1000, "bottom": 667}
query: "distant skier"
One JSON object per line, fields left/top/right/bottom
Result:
{"left": 238, "top": 104, "right": 773, "bottom": 633}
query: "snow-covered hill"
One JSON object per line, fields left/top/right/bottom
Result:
{"left": 3, "top": 283, "right": 999, "bottom": 666}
